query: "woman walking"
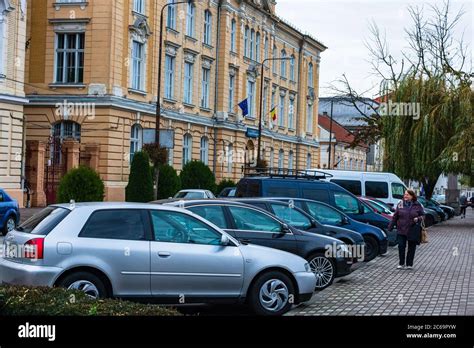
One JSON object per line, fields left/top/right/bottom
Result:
{"left": 388, "top": 190, "right": 425, "bottom": 270}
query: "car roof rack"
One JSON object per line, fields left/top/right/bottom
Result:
{"left": 243, "top": 167, "right": 333, "bottom": 180}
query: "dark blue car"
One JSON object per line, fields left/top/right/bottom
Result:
{"left": 0, "top": 189, "right": 20, "bottom": 236}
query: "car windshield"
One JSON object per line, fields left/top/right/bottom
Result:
{"left": 305, "top": 202, "right": 343, "bottom": 225}
{"left": 16, "top": 207, "right": 70, "bottom": 235}
{"left": 270, "top": 204, "right": 312, "bottom": 230}
{"left": 366, "top": 200, "right": 391, "bottom": 214}
{"left": 175, "top": 192, "right": 204, "bottom": 199}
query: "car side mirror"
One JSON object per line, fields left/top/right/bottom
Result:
{"left": 342, "top": 216, "right": 349, "bottom": 225}
{"left": 220, "top": 234, "right": 230, "bottom": 246}
{"left": 281, "top": 224, "right": 291, "bottom": 234}
{"left": 311, "top": 220, "right": 318, "bottom": 228}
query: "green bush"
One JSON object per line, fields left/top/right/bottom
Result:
{"left": 126, "top": 151, "right": 154, "bottom": 202}
{"left": 157, "top": 164, "right": 181, "bottom": 199}
{"left": 57, "top": 166, "right": 104, "bottom": 203}
{"left": 180, "top": 161, "right": 216, "bottom": 193}
{"left": 0, "top": 285, "right": 180, "bottom": 316}
{"left": 215, "top": 179, "right": 236, "bottom": 195}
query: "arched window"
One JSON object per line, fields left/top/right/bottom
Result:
{"left": 264, "top": 36, "right": 269, "bottom": 60}
{"left": 280, "top": 50, "right": 287, "bottom": 77}
{"left": 306, "top": 153, "right": 312, "bottom": 169}
{"left": 308, "top": 62, "right": 314, "bottom": 88}
{"left": 272, "top": 45, "right": 277, "bottom": 73}
{"left": 230, "top": 19, "right": 236, "bottom": 52}
{"left": 130, "top": 124, "right": 143, "bottom": 162}
{"left": 278, "top": 149, "right": 284, "bottom": 173}
{"left": 244, "top": 26, "right": 250, "bottom": 57}
{"left": 166, "top": 0, "right": 176, "bottom": 30}
{"left": 255, "top": 32, "right": 261, "bottom": 62}
{"left": 288, "top": 151, "right": 294, "bottom": 171}
{"left": 203, "top": 10, "right": 212, "bottom": 45}
{"left": 200, "top": 136, "right": 209, "bottom": 165}
{"left": 186, "top": 2, "right": 195, "bottom": 37}
{"left": 51, "top": 121, "right": 82, "bottom": 164}
{"left": 290, "top": 55, "right": 296, "bottom": 81}
{"left": 182, "top": 133, "right": 192, "bottom": 166}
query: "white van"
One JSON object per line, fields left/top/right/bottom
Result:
{"left": 312, "top": 170, "right": 407, "bottom": 207}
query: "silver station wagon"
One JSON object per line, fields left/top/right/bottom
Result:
{"left": 0, "top": 203, "right": 316, "bottom": 316}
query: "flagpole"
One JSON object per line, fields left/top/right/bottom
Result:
{"left": 257, "top": 57, "right": 293, "bottom": 167}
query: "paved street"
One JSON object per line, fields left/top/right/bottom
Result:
{"left": 288, "top": 209, "right": 474, "bottom": 316}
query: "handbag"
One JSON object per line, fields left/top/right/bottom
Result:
{"left": 421, "top": 219, "right": 428, "bottom": 243}
{"left": 408, "top": 221, "right": 422, "bottom": 244}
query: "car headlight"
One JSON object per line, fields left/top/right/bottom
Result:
{"left": 304, "top": 262, "right": 311, "bottom": 272}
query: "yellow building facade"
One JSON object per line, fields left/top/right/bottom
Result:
{"left": 24, "top": 0, "right": 326, "bottom": 205}
{"left": 0, "top": 0, "right": 28, "bottom": 207}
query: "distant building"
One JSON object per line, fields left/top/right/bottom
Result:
{"left": 319, "top": 96, "right": 383, "bottom": 171}
{"left": 318, "top": 114, "right": 368, "bottom": 170}
{"left": 0, "top": 0, "right": 28, "bottom": 207}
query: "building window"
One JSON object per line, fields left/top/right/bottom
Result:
{"left": 306, "top": 153, "right": 312, "bottom": 169}
{"left": 288, "top": 98, "right": 295, "bottom": 129}
{"left": 263, "top": 85, "right": 268, "bottom": 122}
{"left": 131, "top": 41, "right": 145, "bottom": 91}
{"left": 247, "top": 79, "right": 256, "bottom": 118}
{"left": 264, "top": 36, "right": 269, "bottom": 60}
{"left": 308, "top": 62, "right": 314, "bottom": 88}
{"left": 290, "top": 55, "right": 296, "bottom": 81}
{"left": 278, "top": 94, "right": 285, "bottom": 127}
{"left": 280, "top": 50, "right": 287, "bottom": 77}
{"left": 271, "top": 89, "right": 276, "bottom": 125}
{"left": 272, "top": 45, "right": 277, "bottom": 73}
{"left": 130, "top": 124, "right": 143, "bottom": 162}
{"left": 288, "top": 151, "right": 294, "bottom": 170}
{"left": 230, "top": 19, "right": 236, "bottom": 53}
{"left": 200, "top": 136, "right": 209, "bottom": 165}
{"left": 51, "top": 121, "right": 81, "bottom": 164}
{"left": 203, "top": 10, "right": 212, "bottom": 45}
{"left": 306, "top": 103, "right": 313, "bottom": 133}
{"left": 244, "top": 26, "right": 249, "bottom": 58}
{"left": 55, "top": 33, "right": 85, "bottom": 84}
{"left": 168, "top": 148, "right": 174, "bottom": 166}
{"left": 184, "top": 61, "right": 193, "bottom": 104}
{"left": 186, "top": 2, "right": 195, "bottom": 37}
{"left": 249, "top": 29, "right": 255, "bottom": 60}
{"left": 278, "top": 149, "right": 284, "bottom": 173}
{"left": 255, "top": 32, "right": 261, "bottom": 62}
{"left": 133, "top": 0, "right": 145, "bottom": 14}
{"left": 227, "top": 143, "right": 233, "bottom": 173}
{"left": 228, "top": 74, "right": 235, "bottom": 113}
{"left": 201, "top": 67, "right": 210, "bottom": 108}
{"left": 0, "top": 12, "right": 5, "bottom": 76}
{"left": 269, "top": 148, "right": 274, "bottom": 169}
{"left": 167, "top": 0, "right": 176, "bottom": 29}
{"left": 182, "top": 133, "right": 192, "bottom": 166}
{"left": 164, "top": 54, "right": 175, "bottom": 99}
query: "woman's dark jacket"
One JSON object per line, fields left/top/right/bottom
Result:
{"left": 388, "top": 200, "right": 425, "bottom": 236}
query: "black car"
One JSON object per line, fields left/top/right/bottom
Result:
{"left": 418, "top": 197, "right": 448, "bottom": 221}
{"left": 161, "top": 199, "right": 353, "bottom": 290}
{"left": 233, "top": 198, "right": 366, "bottom": 260}
{"left": 431, "top": 200, "right": 455, "bottom": 219}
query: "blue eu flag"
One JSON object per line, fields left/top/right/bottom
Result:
{"left": 238, "top": 99, "right": 249, "bottom": 117}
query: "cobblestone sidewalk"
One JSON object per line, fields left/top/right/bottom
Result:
{"left": 288, "top": 209, "right": 474, "bottom": 316}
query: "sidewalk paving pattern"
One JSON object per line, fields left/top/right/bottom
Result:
{"left": 288, "top": 209, "right": 474, "bottom": 316}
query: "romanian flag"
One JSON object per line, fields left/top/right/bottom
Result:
{"left": 270, "top": 107, "right": 277, "bottom": 122}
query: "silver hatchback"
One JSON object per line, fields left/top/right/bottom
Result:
{"left": 0, "top": 203, "right": 316, "bottom": 315}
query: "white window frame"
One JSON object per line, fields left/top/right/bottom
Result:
{"left": 306, "top": 102, "right": 313, "bottom": 133}
{"left": 249, "top": 29, "right": 255, "bottom": 60}
{"left": 244, "top": 26, "right": 249, "bottom": 58}
{"left": 200, "top": 136, "right": 209, "bottom": 165}
{"left": 228, "top": 74, "right": 235, "bottom": 113}
{"left": 130, "top": 124, "right": 143, "bottom": 162}
{"left": 288, "top": 98, "right": 295, "bottom": 129}
{"left": 184, "top": 61, "right": 194, "bottom": 104}
{"left": 203, "top": 10, "right": 212, "bottom": 45}
{"left": 164, "top": 54, "right": 175, "bottom": 99}
{"left": 201, "top": 67, "right": 210, "bottom": 108}
{"left": 131, "top": 40, "right": 145, "bottom": 91}
{"left": 278, "top": 94, "right": 285, "bottom": 127}
{"left": 182, "top": 133, "right": 192, "bottom": 166}
{"left": 264, "top": 36, "right": 269, "bottom": 60}
{"left": 255, "top": 32, "right": 261, "bottom": 62}
{"left": 288, "top": 151, "right": 294, "bottom": 171}
{"left": 230, "top": 19, "right": 236, "bottom": 53}
{"left": 133, "top": 0, "right": 145, "bottom": 14}
{"left": 278, "top": 150, "right": 284, "bottom": 173}
{"left": 186, "top": 2, "right": 195, "bottom": 37}
{"left": 247, "top": 79, "right": 256, "bottom": 118}
{"left": 308, "top": 62, "right": 314, "bottom": 88}
{"left": 227, "top": 143, "right": 233, "bottom": 173}
{"left": 280, "top": 50, "right": 287, "bottom": 78}
{"left": 272, "top": 45, "right": 277, "bottom": 73}
{"left": 167, "top": 0, "right": 176, "bottom": 29}
{"left": 290, "top": 55, "right": 295, "bottom": 81}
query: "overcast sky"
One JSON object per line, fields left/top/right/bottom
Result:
{"left": 276, "top": 0, "right": 473, "bottom": 97}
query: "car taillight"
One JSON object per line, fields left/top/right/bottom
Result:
{"left": 24, "top": 238, "right": 44, "bottom": 259}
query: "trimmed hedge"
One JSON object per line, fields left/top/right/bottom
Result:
{"left": 126, "top": 151, "right": 154, "bottom": 203}
{"left": 157, "top": 164, "right": 181, "bottom": 199}
{"left": 57, "top": 166, "right": 104, "bottom": 203}
{"left": 180, "top": 161, "right": 216, "bottom": 193}
{"left": 0, "top": 285, "right": 180, "bottom": 316}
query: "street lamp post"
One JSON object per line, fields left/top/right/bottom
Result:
{"left": 155, "top": 0, "right": 193, "bottom": 145}
{"left": 257, "top": 57, "right": 293, "bottom": 166}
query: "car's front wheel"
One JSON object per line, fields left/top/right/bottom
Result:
{"left": 249, "top": 271, "right": 295, "bottom": 316}
{"left": 58, "top": 272, "right": 108, "bottom": 299}
{"left": 363, "top": 236, "right": 379, "bottom": 262}
{"left": 307, "top": 253, "right": 335, "bottom": 290}
{"left": 2, "top": 216, "right": 16, "bottom": 236}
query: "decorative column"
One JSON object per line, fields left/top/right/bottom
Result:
{"left": 62, "top": 140, "right": 81, "bottom": 172}
{"left": 25, "top": 140, "right": 47, "bottom": 207}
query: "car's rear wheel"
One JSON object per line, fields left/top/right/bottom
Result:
{"left": 307, "top": 253, "right": 335, "bottom": 290}
{"left": 363, "top": 236, "right": 379, "bottom": 262}
{"left": 58, "top": 272, "right": 107, "bottom": 299}
{"left": 249, "top": 271, "right": 295, "bottom": 316}
{"left": 2, "top": 216, "right": 16, "bottom": 236}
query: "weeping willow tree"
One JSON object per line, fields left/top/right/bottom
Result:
{"left": 331, "top": 1, "right": 473, "bottom": 198}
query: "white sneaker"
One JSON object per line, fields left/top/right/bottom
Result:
{"left": 406, "top": 266, "right": 413, "bottom": 270}
{"left": 397, "top": 265, "right": 405, "bottom": 269}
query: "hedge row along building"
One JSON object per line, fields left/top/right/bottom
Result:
{"left": 16, "top": 0, "right": 326, "bottom": 206}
